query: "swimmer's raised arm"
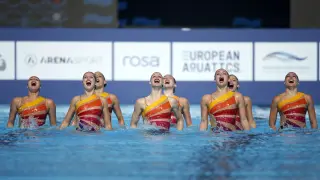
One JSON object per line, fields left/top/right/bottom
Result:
{"left": 305, "top": 94, "right": 318, "bottom": 129}
{"left": 59, "top": 96, "right": 79, "bottom": 130}
{"left": 200, "top": 95, "right": 210, "bottom": 131}
{"left": 180, "top": 97, "right": 192, "bottom": 127}
{"left": 169, "top": 97, "right": 183, "bottom": 130}
{"left": 110, "top": 94, "right": 125, "bottom": 127}
{"left": 244, "top": 96, "right": 256, "bottom": 128}
{"left": 236, "top": 92, "right": 250, "bottom": 130}
{"left": 7, "top": 97, "right": 21, "bottom": 128}
{"left": 269, "top": 96, "right": 280, "bottom": 131}
{"left": 101, "top": 98, "right": 112, "bottom": 130}
{"left": 46, "top": 98, "right": 57, "bottom": 126}
{"left": 130, "top": 98, "right": 144, "bottom": 128}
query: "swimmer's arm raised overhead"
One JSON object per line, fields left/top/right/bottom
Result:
{"left": 200, "top": 95, "right": 210, "bottom": 131}
{"left": 130, "top": 98, "right": 144, "bottom": 128}
{"left": 244, "top": 96, "right": 256, "bottom": 128}
{"left": 101, "top": 98, "right": 112, "bottom": 130}
{"left": 59, "top": 96, "right": 79, "bottom": 130}
{"left": 180, "top": 97, "right": 193, "bottom": 127}
{"left": 110, "top": 94, "right": 125, "bottom": 127}
{"left": 46, "top": 98, "right": 57, "bottom": 126}
{"left": 169, "top": 97, "right": 184, "bottom": 130}
{"left": 236, "top": 92, "right": 250, "bottom": 130}
{"left": 269, "top": 96, "right": 280, "bottom": 131}
{"left": 305, "top": 94, "right": 318, "bottom": 129}
{"left": 7, "top": 97, "right": 21, "bottom": 128}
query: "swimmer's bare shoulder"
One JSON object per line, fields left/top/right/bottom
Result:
{"left": 11, "top": 97, "right": 22, "bottom": 107}
{"left": 178, "top": 97, "right": 189, "bottom": 107}
{"left": 234, "top": 91, "right": 245, "bottom": 104}
{"left": 44, "top": 98, "right": 57, "bottom": 126}
{"left": 303, "top": 93, "right": 312, "bottom": 102}
{"left": 108, "top": 93, "right": 118, "bottom": 103}
{"left": 67, "top": 96, "right": 81, "bottom": 109}
{"left": 201, "top": 94, "right": 212, "bottom": 105}
{"left": 7, "top": 97, "right": 23, "bottom": 127}
{"left": 135, "top": 97, "right": 146, "bottom": 110}
{"left": 45, "top": 98, "right": 55, "bottom": 108}
{"left": 244, "top": 96, "right": 251, "bottom": 103}
{"left": 234, "top": 91, "right": 243, "bottom": 97}
{"left": 272, "top": 93, "right": 284, "bottom": 106}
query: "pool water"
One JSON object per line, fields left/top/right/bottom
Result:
{"left": 0, "top": 104, "right": 320, "bottom": 180}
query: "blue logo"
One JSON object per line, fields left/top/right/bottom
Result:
{"left": 263, "top": 52, "right": 307, "bottom": 61}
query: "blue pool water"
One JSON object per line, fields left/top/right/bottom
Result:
{"left": 0, "top": 104, "right": 320, "bottom": 180}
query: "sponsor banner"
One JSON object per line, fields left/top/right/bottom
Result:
{"left": 254, "top": 42, "right": 317, "bottom": 81}
{"left": 172, "top": 42, "right": 253, "bottom": 81}
{"left": 0, "top": 41, "right": 15, "bottom": 80}
{"left": 17, "top": 41, "right": 112, "bottom": 80}
{"left": 114, "top": 42, "right": 171, "bottom": 81}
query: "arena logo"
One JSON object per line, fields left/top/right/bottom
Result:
{"left": 0, "top": 54, "right": 6, "bottom": 71}
{"left": 181, "top": 50, "right": 240, "bottom": 73}
{"left": 24, "top": 55, "right": 103, "bottom": 67}
{"left": 122, "top": 56, "right": 159, "bottom": 67}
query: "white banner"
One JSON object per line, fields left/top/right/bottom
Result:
{"left": 172, "top": 42, "right": 253, "bottom": 81}
{"left": 113, "top": 42, "right": 171, "bottom": 81}
{"left": 0, "top": 41, "right": 15, "bottom": 80}
{"left": 254, "top": 42, "right": 317, "bottom": 81}
{"left": 16, "top": 41, "right": 112, "bottom": 80}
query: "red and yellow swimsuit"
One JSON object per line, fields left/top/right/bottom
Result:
{"left": 99, "top": 92, "right": 113, "bottom": 114}
{"left": 142, "top": 95, "right": 172, "bottom": 131}
{"left": 75, "top": 94, "right": 103, "bottom": 131}
{"left": 208, "top": 91, "right": 238, "bottom": 131}
{"left": 18, "top": 96, "right": 48, "bottom": 128}
{"left": 98, "top": 92, "right": 114, "bottom": 126}
{"left": 278, "top": 92, "right": 307, "bottom": 128}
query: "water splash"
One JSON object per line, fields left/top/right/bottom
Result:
{"left": 20, "top": 116, "right": 39, "bottom": 129}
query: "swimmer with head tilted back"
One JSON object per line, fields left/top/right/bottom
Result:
{"left": 59, "top": 72, "right": 112, "bottom": 132}
{"left": 200, "top": 69, "right": 250, "bottom": 132}
{"left": 269, "top": 72, "right": 318, "bottom": 130}
{"left": 163, "top": 74, "right": 193, "bottom": 127}
{"left": 228, "top": 74, "right": 256, "bottom": 130}
{"left": 95, "top": 71, "right": 125, "bottom": 127}
{"left": 7, "top": 76, "right": 57, "bottom": 128}
{"left": 130, "top": 72, "right": 183, "bottom": 131}
{"left": 71, "top": 71, "right": 125, "bottom": 127}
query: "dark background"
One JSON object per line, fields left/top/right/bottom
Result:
{"left": 0, "top": 0, "right": 290, "bottom": 28}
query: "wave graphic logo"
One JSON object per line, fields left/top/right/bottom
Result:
{"left": 263, "top": 52, "right": 307, "bottom": 61}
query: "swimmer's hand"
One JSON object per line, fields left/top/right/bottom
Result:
{"left": 250, "top": 122, "right": 257, "bottom": 129}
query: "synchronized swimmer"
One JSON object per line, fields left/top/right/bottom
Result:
{"left": 6, "top": 69, "right": 318, "bottom": 132}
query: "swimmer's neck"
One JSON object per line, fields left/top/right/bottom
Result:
{"left": 285, "top": 87, "right": 298, "bottom": 95}
{"left": 84, "top": 89, "right": 95, "bottom": 96}
{"left": 216, "top": 86, "right": 229, "bottom": 93}
{"left": 150, "top": 87, "right": 163, "bottom": 99}
{"left": 95, "top": 87, "right": 104, "bottom": 94}
{"left": 27, "top": 91, "right": 39, "bottom": 98}
{"left": 163, "top": 88, "right": 174, "bottom": 96}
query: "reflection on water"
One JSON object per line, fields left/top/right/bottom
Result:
{"left": 0, "top": 105, "right": 320, "bottom": 179}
